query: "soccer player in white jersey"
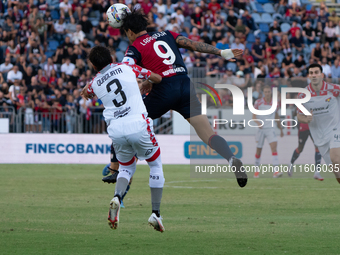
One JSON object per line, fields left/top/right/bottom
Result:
{"left": 81, "top": 46, "right": 165, "bottom": 232}
{"left": 297, "top": 63, "right": 340, "bottom": 184}
{"left": 253, "top": 85, "right": 284, "bottom": 178}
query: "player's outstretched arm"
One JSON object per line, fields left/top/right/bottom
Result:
{"left": 81, "top": 83, "right": 94, "bottom": 100}
{"left": 175, "top": 36, "right": 243, "bottom": 60}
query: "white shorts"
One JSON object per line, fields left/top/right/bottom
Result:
{"left": 107, "top": 114, "right": 160, "bottom": 163}
{"left": 255, "top": 128, "right": 277, "bottom": 148}
{"left": 317, "top": 129, "right": 340, "bottom": 165}
{"left": 25, "top": 108, "right": 34, "bottom": 125}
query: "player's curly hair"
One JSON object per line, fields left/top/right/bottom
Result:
{"left": 88, "top": 46, "right": 113, "bottom": 71}
{"left": 121, "top": 9, "right": 148, "bottom": 34}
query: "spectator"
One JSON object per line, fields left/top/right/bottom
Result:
{"left": 290, "top": 29, "right": 305, "bottom": 55}
{"left": 61, "top": 58, "right": 76, "bottom": 76}
{"left": 5, "top": 40, "right": 20, "bottom": 64}
{"left": 171, "top": 8, "right": 186, "bottom": 33}
{"left": 282, "top": 52, "right": 294, "bottom": 71}
{"left": 321, "top": 41, "right": 332, "bottom": 63}
{"left": 226, "top": 9, "right": 237, "bottom": 33}
{"left": 200, "top": 29, "right": 212, "bottom": 44}
{"left": 28, "top": 39, "right": 45, "bottom": 63}
{"left": 79, "top": 15, "right": 94, "bottom": 40}
{"left": 331, "top": 59, "right": 340, "bottom": 83}
{"left": 155, "top": 12, "right": 167, "bottom": 31}
{"left": 43, "top": 9, "right": 54, "bottom": 37}
{"left": 266, "top": 31, "right": 280, "bottom": 55}
{"left": 231, "top": 37, "right": 245, "bottom": 50}
{"left": 321, "top": 57, "right": 331, "bottom": 78}
{"left": 324, "top": 21, "right": 336, "bottom": 44}
{"left": 36, "top": 18, "right": 48, "bottom": 48}
{"left": 216, "top": 36, "right": 229, "bottom": 50}
{"left": 241, "top": 10, "right": 257, "bottom": 32}
{"left": 65, "top": 94, "right": 76, "bottom": 133}
{"left": 23, "top": 66, "right": 34, "bottom": 88}
{"left": 234, "top": 18, "right": 249, "bottom": 41}
{"left": 315, "top": 21, "right": 325, "bottom": 43}
{"left": 294, "top": 54, "right": 306, "bottom": 75}
{"left": 29, "top": 6, "right": 43, "bottom": 30}
{"left": 287, "top": 1, "right": 304, "bottom": 22}
{"left": 3, "top": 17, "right": 17, "bottom": 40}
{"left": 289, "top": 21, "right": 300, "bottom": 37}
{"left": 252, "top": 36, "right": 265, "bottom": 63}
{"left": 318, "top": 9, "right": 329, "bottom": 29}
{"left": 191, "top": 6, "right": 204, "bottom": 31}
{"left": 8, "top": 79, "right": 21, "bottom": 106}
{"left": 154, "top": 0, "right": 166, "bottom": 14}
{"left": 332, "top": 40, "right": 340, "bottom": 60}
{"left": 328, "top": 10, "right": 340, "bottom": 24}
{"left": 0, "top": 57, "right": 14, "bottom": 76}
{"left": 7, "top": 65, "right": 23, "bottom": 84}
{"left": 302, "top": 20, "right": 315, "bottom": 45}
{"left": 188, "top": 27, "right": 201, "bottom": 42}
{"left": 44, "top": 58, "right": 57, "bottom": 78}
{"left": 54, "top": 17, "right": 67, "bottom": 43}
{"left": 60, "top": 0, "right": 73, "bottom": 18}
{"left": 207, "top": 0, "right": 220, "bottom": 15}
{"left": 165, "top": 17, "right": 180, "bottom": 32}
{"left": 311, "top": 42, "right": 322, "bottom": 62}
{"left": 270, "top": 20, "right": 282, "bottom": 39}
{"left": 280, "top": 34, "right": 292, "bottom": 55}
{"left": 210, "top": 11, "right": 224, "bottom": 33}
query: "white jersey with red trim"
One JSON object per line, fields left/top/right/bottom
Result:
{"left": 87, "top": 63, "right": 151, "bottom": 122}
{"left": 297, "top": 81, "right": 340, "bottom": 147}
{"left": 254, "top": 98, "right": 278, "bottom": 129}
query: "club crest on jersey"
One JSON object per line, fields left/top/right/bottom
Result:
{"left": 325, "top": 97, "right": 331, "bottom": 102}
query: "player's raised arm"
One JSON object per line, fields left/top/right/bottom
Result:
{"left": 175, "top": 36, "right": 243, "bottom": 60}
{"left": 129, "top": 64, "right": 162, "bottom": 84}
{"left": 81, "top": 82, "right": 94, "bottom": 100}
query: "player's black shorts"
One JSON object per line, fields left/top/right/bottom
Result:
{"left": 298, "top": 129, "right": 311, "bottom": 147}
{"left": 143, "top": 75, "right": 201, "bottom": 119}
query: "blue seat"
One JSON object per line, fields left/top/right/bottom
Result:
{"left": 246, "top": 42, "right": 253, "bottom": 52}
{"left": 259, "top": 23, "right": 269, "bottom": 33}
{"left": 247, "top": 33, "right": 255, "bottom": 43}
{"left": 276, "top": 53, "right": 284, "bottom": 64}
{"left": 45, "top": 51, "right": 55, "bottom": 59}
{"left": 115, "top": 51, "right": 125, "bottom": 62}
{"left": 91, "top": 20, "right": 99, "bottom": 27}
{"left": 255, "top": 3, "right": 265, "bottom": 13}
{"left": 306, "top": 4, "right": 312, "bottom": 11}
{"left": 48, "top": 40, "right": 59, "bottom": 51}
{"left": 263, "top": 3, "right": 275, "bottom": 14}
{"left": 272, "top": 13, "right": 283, "bottom": 21}
{"left": 51, "top": 10, "right": 59, "bottom": 20}
{"left": 118, "top": 40, "right": 129, "bottom": 52}
{"left": 260, "top": 33, "right": 266, "bottom": 43}
{"left": 280, "top": 23, "right": 291, "bottom": 33}
{"left": 251, "top": 13, "right": 261, "bottom": 24}
{"left": 261, "top": 13, "right": 274, "bottom": 24}
{"left": 226, "top": 62, "right": 237, "bottom": 73}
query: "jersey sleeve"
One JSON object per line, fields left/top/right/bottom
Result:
{"left": 297, "top": 92, "right": 306, "bottom": 114}
{"left": 87, "top": 80, "right": 94, "bottom": 95}
{"left": 123, "top": 45, "right": 142, "bottom": 65}
{"left": 129, "top": 64, "right": 152, "bottom": 80}
{"left": 168, "top": 30, "right": 181, "bottom": 40}
{"left": 254, "top": 99, "right": 260, "bottom": 110}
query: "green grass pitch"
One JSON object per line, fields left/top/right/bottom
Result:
{"left": 0, "top": 164, "right": 340, "bottom": 255}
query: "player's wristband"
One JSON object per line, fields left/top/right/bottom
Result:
{"left": 221, "top": 49, "right": 235, "bottom": 60}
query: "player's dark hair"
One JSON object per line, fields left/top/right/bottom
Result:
{"left": 88, "top": 46, "right": 113, "bottom": 71}
{"left": 307, "top": 63, "right": 322, "bottom": 73}
{"left": 121, "top": 9, "right": 148, "bottom": 34}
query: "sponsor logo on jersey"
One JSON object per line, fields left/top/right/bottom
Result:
{"left": 114, "top": 106, "right": 131, "bottom": 118}
{"left": 184, "top": 141, "right": 242, "bottom": 159}
{"left": 325, "top": 97, "right": 331, "bottom": 102}
{"left": 162, "top": 67, "right": 186, "bottom": 76}
{"left": 145, "top": 149, "right": 153, "bottom": 156}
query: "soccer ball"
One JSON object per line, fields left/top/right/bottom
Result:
{"left": 106, "top": 3, "right": 131, "bottom": 28}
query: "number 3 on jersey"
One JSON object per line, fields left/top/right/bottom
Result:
{"left": 153, "top": 41, "right": 176, "bottom": 65}
{"left": 106, "top": 79, "right": 127, "bottom": 107}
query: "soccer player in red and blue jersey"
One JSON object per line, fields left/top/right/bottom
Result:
{"left": 120, "top": 10, "right": 247, "bottom": 187}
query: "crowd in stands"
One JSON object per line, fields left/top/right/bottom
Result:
{"left": 0, "top": 0, "right": 340, "bottom": 132}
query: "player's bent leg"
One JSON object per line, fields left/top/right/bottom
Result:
{"left": 330, "top": 147, "right": 340, "bottom": 183}
{"left": 102, "top": 144, "right": 120, "bottom": 183}
{"left": 270, "top": 142, "right": 282, "bottom": 178}
{"left": 108, "top": 159, "right": 136, "bottom": 229}
{"left": 146, "top": 149, "right": 165, "bottom": 232}
{"left": 187, "top": 115, "right": 247, "bottom": 187}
